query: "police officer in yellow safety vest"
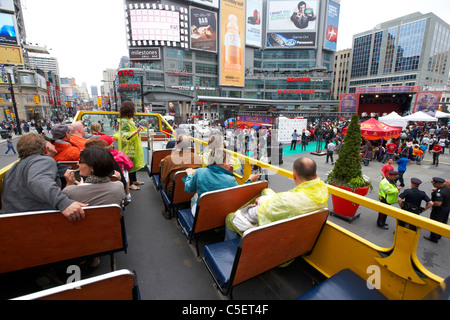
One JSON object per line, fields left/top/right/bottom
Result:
{"left": 377, "top": 171, "right": 401, "bottom": 229}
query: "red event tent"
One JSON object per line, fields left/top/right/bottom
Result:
{"left": 343, "top": 118, "right": 402, "bottom": 141}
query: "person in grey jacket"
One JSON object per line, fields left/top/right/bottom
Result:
{"left": 0, "top": 133, "right": 87, "bottom": 221}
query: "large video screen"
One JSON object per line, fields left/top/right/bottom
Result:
{"left": 126, "top": 3, "right": 189, "bottom": 48}
{"left": 266, "top": 0, "right": 318, "bottom": 48}
{"left": 0, "top": 12, "right": 18, "bottom": 46}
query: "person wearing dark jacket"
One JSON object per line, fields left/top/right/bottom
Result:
{"left": 0, "top": 133, "right": 87, "bottom": 221}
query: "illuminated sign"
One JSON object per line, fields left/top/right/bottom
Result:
{"left": 287, "top": 77, "right": 311, "bottom": 82}
{"left": 118, "top": 70, "right": 135, "bottom": 76}
{"left": 278, "top": 89, "right": 315, "bottom": 94}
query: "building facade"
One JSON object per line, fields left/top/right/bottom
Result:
{"left": 331, "top": 48, "right": 351, "bottom": 99}
{"left": 118, "top": 0, "right": 341, "bottom": 122}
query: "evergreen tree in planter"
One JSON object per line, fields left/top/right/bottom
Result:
{"left": 326, "top": 114, "right": 372, "bottom": 221}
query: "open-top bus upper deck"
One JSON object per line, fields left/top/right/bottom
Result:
{"left": 0, "top": 111, "right": 449, "bottom": 303}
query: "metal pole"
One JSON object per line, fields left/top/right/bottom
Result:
{"left": 7, "top": 72, "right": 22, "bottom": 135}
{"left": 140, "top": 75, "right": 145, "bottom": 113}
{"left": 113, "top": 80, "right": 118, "bottom": 112}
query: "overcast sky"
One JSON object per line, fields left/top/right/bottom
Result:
{"left": 20, "top": 0, "right": 450, "bottom": 91}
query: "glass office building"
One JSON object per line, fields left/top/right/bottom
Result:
{"left": 349, "top": 12, "right": 450, "bottom": 93}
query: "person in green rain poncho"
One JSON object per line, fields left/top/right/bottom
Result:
{"left": 225, "top": 157, "right": 329, "bottom": 240}
{"left": 115, "top": 100, "right": 146, "bottom": 190}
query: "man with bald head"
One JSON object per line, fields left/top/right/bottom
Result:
{"left": 225, "top": 157, "right": 329, "bottom": 239}
{"left": 69, "top": 121, "right": 89, "bottom": 150}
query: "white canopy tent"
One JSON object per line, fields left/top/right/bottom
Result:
{"left": 403, "top": 111, "right": 438, "bottom": 122}
{"left": 378, "top": 111, "right": 408, "bottom": 129}
{"left": 434, "top": 111, "right": 450, "bottom": 119}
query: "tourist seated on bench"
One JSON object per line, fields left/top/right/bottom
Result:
{"left": 160, "top": 135, "right": 202, "bottom": 219}
{"left": 63, "top": 146, "right": 125, "bottom": 207}
{"left": 183, "top": 149, "right": 260, "bottom": 216}
{"left": 225, "top": 157, "right": 329, "bottom": 240}
{"left": 0, "top": 133, "right": 87, "bottom": 222}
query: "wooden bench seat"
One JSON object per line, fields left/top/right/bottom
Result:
{"left": 297, "top": 268, "right": 450, "bottom": 300}
{"left": 160, "top": 170, "right": 195, "bottom": 217}
{"left": 297, "top": 268, "right": 388, "bottom": 300}
{"left": 0, "top": 204, "right": 126, "bottom": 274}
{"left": 148, "top": 149, "right": 173, "bottom": 190}
{"left": 177, "top": 181, "right": 268, "bottom": 256}
{"left": 202, "top": 209, "right": 329, "bottom": 299}
{"left": 12, "top": 269, "right": 139, "bottom": 300}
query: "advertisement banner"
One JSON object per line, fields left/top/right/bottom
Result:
{"left": 339, "top": 93, "right": 360, "bottom": 113}
{"left": 219, "top": 0, "right": 246, "bottom": 87}
{"left": 266, "top": 32, "right": 315, "bottom": 48}
{"left": 46, "top": 81, "right": 54, "bottom": 106}
{"left": 324, "top": 0, "right": 340, "bottom": 51}
{"left": 189, "top": 7, "right": 217, "bottom": 53}
{"left": 245, "top": 0, "right": 263, "bottom": 47}
{"left": 266, "top": 0, "right": 318, "bottom": 48}
{"left": 413, "top": 91, "right": 443, "bottom": 117}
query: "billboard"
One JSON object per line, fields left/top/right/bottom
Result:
{"left": 245, "top": 0, "right": 263, "bottom": 47}
{"left": 339, "top": 94, "right": 360, "bottom": 113}
{"left": 189, "top": 7, "right": 217, "bottom": 53}
{"left": 266, "top": 0, "right": 318, "bottom": 48}
{"left": 413, "top": 91, "right": 443, "bottom": 117}
{"left": 0, "top": 44, "right": 23, "bottom": 65}
{"left": 324, "top": 0, "right": 340, "bottom": 51}
{"left": 219, "top": 0, "right": 246, "bottom": 87}
{"left": 0, "top": 12, "right": 18, "bottom": 46}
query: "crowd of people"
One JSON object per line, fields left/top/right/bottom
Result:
{"left": 0, "top": 101, "right": 146, "bottom": 251}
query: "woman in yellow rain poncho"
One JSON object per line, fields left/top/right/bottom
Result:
{"left": 225, "top": 157, "right": 329, "bottom": 240}
{"left": 116, "top": 101, "right": 145, "bottom": 190}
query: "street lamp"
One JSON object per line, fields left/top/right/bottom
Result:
{"left": 6, "top": 72, "right": 22, "bottom": 135}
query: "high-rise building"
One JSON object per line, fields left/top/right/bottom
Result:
{"left": 119, "top": 0, "right": 341, "bottom": 121}
{"left": 349, "top": 12, "right": 450, "bottom": 93}
{"left": 344, "top": 12, "right": 450, "bottom": 116}
{"left": 332, "top": 48, "right": 351, "bottom": 99}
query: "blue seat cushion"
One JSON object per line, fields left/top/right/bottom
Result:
{"left": 297, "top": 269, "right": 388, "bottom": 300}
{"left": 178, "top": 208, "right": 194, "bottom": 237}
{"left": 152, "top": 174, "right": 160, "bottom": 188}
{"left": 203, "top": 238, "right": 240, "bottom": 290}
{"left": 160, "top": 188, "right": 171, "bottom": 208}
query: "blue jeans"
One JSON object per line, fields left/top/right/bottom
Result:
{"left": 5, "top": 145, "right": 16, "bottom": 154}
